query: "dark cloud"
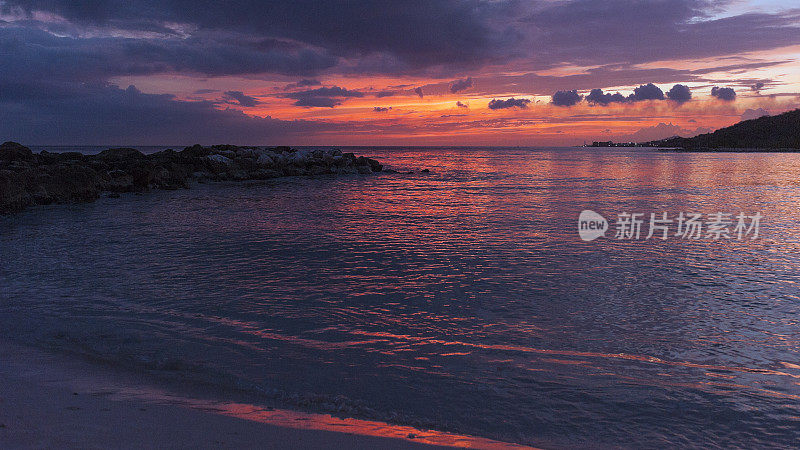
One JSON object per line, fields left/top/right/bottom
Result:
{"left": 449, "top": 77, "right": 473, "bottom": 93}
{"left": 586, "top": 89, "right": 627, "bottom": 105}
{"left": 0, "top": 25, "right": 338, "bottom": 81}
{"left": 488, "top": 98, "right": 531, "bottom": 110}
{"left": 285, "top": 86, "right": 364, "bottom": 99}
{"left": 0, "top": 82, "right": 337, "bottom": 144}
{"left": 2, "top": 0, "right": 799, "bottom": 80}
{"left": 375, "top": 91, "right": 397, "bottom": 98}
{"left": 414, "top": 87, "right": 424, "bottom": 98}
{"left": 283, "top": 78, "right": 322, "bottom": 89}
{"left": 193, "top": 89, "right": 219, "bottom": 95}
{"left": 751, "top": 81, "right": 765, "bottom": 92}
{"left": 373, "top": 106, "right": 391, "bottom": 112}
{"left": 223, "top": 90, "right": 260, "bottom": 107}
{"left": 296, "top": 78, "right": 321, "bottom": 87}
{"left": 2, "top": 0, "right": 506, "bottom": 71}
{"left": 582, "top": 83, "right": 675, "bottom": 106}
{"left": 293, "top": 97, "right": 341, "bottom": 108}
{"left": 666, "top": 84, "right": 692, "bottom": 103}
{"left": 629, "top": 83, "right": 664, "bottom": 101}
{"left": 551, "top": 90, "right": 582, "bottom": 107}
{"left": 456, "top": 101, "right": 468, "bottom": 108}
{"left": 711, "top": 86, "right": 736, "bottom": 101}
{"left": 282, "top": 86, "right": 364, "bottom": 107}
{"left": 524, "top": 0, "right": 800, "bottom": 69}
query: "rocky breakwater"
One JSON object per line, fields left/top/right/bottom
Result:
{"left": 0, "top": 142, "right": 383, "bottom": 214}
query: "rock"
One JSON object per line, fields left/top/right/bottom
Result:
{"left": 366, "top": 157, "right": 383, "bottom": 172}
{"left": 58, "top": 152, "right": 85, "bottom": 161}
{"left": 102, "top": 169, "right": 135, "bottom": 192}
{"left": 180, "top": 144, "right": 210, "bottom": 158}
{"left": 97, "top": 148, "right": 145, "bottom": 161}
{"left": 256, "top": 153, "right": 274, "bottom": 166}
{"left": 0, "top": 143, "right": 386, "bottom": 214}
{"left": 206, "top": 154, "right": 233, "bottom": 166}
{"left": 37, "top": 150, "right": 59, "bottom": 164}
{"left": 39, "top": 164, "right": 101, "bottom": 204}
{"left": 0, "top": 141, "right": 34, "bottom": 162}
{"left": 0, "top": 170, "right": 33, "bottom": 213}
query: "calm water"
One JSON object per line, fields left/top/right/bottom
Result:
{"left": 2, "top": 147, "right": 800, "bottom": 448}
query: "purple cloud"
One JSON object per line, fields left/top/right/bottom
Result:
{"left": 449, "top": 77, "right": 473, "bottom": 93}
{"left": 283, "top": 86, "right": 364, "bottom": 108}
{"left": 711, "top": 86, "right": 736, "bottom": 101}
{"left": 586, "top": 89, "right": 627, "bottom": 105}
{"left": 629, "top": 83, "right": 664, "bottom": 101}
{"left": 223, "top": 91, "right": 260, "bottom": 107}
{"left": 551, "top": 90, "right": 582, "bottom": 107}
{"left": 666, "top": 84, "right": 692, "bottom": 103}
{"left": 489, "top": 98, "right": 531, "bottom": 109}
{"left": 0, "top": 83, "right": 341, "bottom": 144}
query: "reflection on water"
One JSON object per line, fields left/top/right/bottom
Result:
{"left": 2, "top": 147, "right": 800, "bottom": 448}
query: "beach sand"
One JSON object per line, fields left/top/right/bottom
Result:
{"left": 0, "top": 341, "right": 525, "bottom": 449}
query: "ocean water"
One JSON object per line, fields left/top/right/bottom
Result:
{"left": 2, "top": 147, "right": 800, "bottom": 448}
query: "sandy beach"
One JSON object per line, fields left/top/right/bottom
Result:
{"left": 0, "top": 341, "right": 522, "bottom": 449}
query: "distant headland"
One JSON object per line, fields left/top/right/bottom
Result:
{"left": 0, "top": 143, "right": 383, "bottom": 214}
{"left": 582, "top": 109, "right": 800, "bottom": 150}
{"left": 652, "top": 108, "right": 800, "bottom": 151}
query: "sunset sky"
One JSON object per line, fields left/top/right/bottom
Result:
{"left": 1, "top": 0, "right": 799, "bottom": 145}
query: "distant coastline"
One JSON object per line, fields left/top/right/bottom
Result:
{"left": 580, "top": 108, "right": 800, "bottom": 151}
{"left": 649, "top": 108, "right": 800, "bottom": 150}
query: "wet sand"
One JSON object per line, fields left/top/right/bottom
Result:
{"left": 0, "top": 341, "right": 524, "bottom": 449}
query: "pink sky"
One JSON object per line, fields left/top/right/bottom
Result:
{"left": 1, "top": 0, "right": 799, "bottom": 145}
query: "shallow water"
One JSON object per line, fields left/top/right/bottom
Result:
{"left": 2, "top": 147, "right": 800, "bottom": 448}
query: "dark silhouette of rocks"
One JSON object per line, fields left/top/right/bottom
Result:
{"left": 655, "top": 109, "right": 800, "bottom": 150}
{"left": 0, "top": 143, "right": 383, "bottom": 214}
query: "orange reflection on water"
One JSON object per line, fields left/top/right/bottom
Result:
{"left": 108, "top": 387, "right": 534, "bottom": 449}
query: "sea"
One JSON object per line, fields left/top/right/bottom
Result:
{"left": 2, "top": 146, "right": 800, "bottom": 448}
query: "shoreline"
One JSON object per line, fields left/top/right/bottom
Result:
{"left": 0, "top": 340, "right": 530, "bottom": 449}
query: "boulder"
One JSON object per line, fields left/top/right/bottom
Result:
{"left": 97, "top": 148, "right": 145, "bottom": 161}
{"left": 102, "top": 169, "right": 135, "bottom": 192}
{"left": 256, "top": 153, "right": 274, "bottom": 166}
{"left": 0, "top": 170, "right": 33, "bottom": 213}
{"left": 58, "top": 152, "right": 85, "bottom": 161}
{"left": 207, "top": 154, "right": 233, "bottom": 166}
{"left": 180, "top": 144, "right": 210, "bottom": 158}
{"left": 0, "top": 142, "right": 34, "bottom": 163}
